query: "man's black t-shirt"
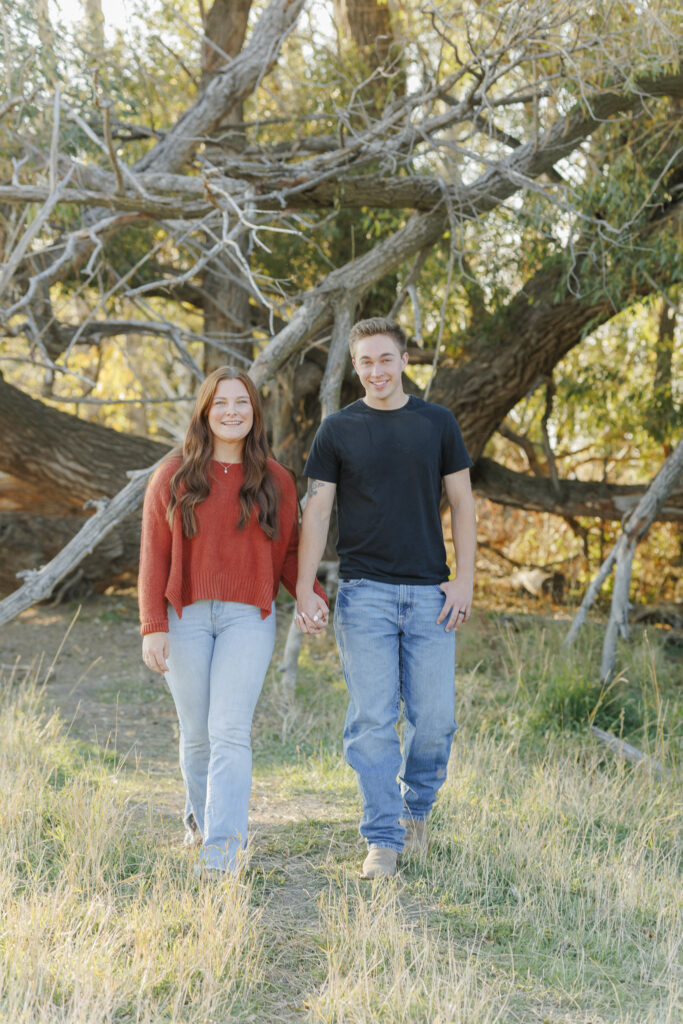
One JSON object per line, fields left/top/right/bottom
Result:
{"left": 303, "top": 396, "right": 472, "bottom": 585}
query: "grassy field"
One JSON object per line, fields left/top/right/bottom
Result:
{"left": 0, "top": 605, "right": 680, "bottom": 1023}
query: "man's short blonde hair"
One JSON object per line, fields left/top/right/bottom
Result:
{"left": 348, "top": 317, "right": 408, "bottom": 357}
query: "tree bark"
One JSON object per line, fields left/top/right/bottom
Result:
{"left": 200, "top": 0, "right": 254, "bottom": 375}
{"left": 430, "top": 206, "right": 681, "bottom": 461}
{"left": 563, "top": 439, "right": 683, "bottom": 668}
{"left": 134, "top": 0, "right": 306, "bottom": 175}
{"left": 472, "top": 457, "right": 683, "bottom": 523}
{"left": 201, "top": 0, "right": 253, "bottom": 86}
{"left": 0, "top": 372, "right": 167, "bottom": 508}
{"left": 599, "top": 438, "right": 683, "bottom": 682}
{"left": 0, "top": 464, "right": 160, "bottom": 628}
{"left": 0, "top": 509, "right": 142, "bottom": 595}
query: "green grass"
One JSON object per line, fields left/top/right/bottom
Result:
{"left": 0, "top": 611, "right": 680, "bottom": 1022}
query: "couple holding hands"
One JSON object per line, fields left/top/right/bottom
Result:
{"left": 139, "top": 317, "right": 476, "bottom": 879}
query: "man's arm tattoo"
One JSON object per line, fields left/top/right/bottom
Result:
{"left": 307, "top": 478, "right": 326, "bottom": 499}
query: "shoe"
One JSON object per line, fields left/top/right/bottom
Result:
{"left": 193, "top": 863, "right": 227, "bottom": 880}
{"left": 184, "top": 813, "right": 203, "bottom": 848}
{"left": 399, "top": 817, "right": 428, "bottom": 857}
{"left": 360, "top": 847, "right": 398, "bottom": 879}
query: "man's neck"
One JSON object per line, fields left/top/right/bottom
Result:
{"left": 361, "top": 391, "right": 410, "bottom": 412}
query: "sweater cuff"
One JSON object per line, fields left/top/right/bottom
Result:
{"left": 140, "top": 618, "right": 169, "bottom": 636}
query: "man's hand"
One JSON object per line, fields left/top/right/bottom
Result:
{"left": 296, "top": 477, "right": 336, "bottom": 635}
{"left": 295, "top": 588, "right": 329, "bottom": 634}
{"left": 436, "top": 578, "right": 473, "bottom": 631}
{"left": 142, "top": 632, "right": 169, "bottom": 673}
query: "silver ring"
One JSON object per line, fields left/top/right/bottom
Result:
{"left": 457, "top": 609, "right": 466, "bottom": 615}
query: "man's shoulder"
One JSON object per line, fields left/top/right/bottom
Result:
{"left": 408, "top": 396, "right": 457, "bottom": 423}
{"left": 313, "top": 400, "right": 365, "bottom": 437}
{"left": 326, "top": 399, "right": 366, "bottom": 423}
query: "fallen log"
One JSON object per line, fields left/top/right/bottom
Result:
{"left": 591, "top": 726, "right": 666, "bottom": 776}
{"left": 0, "top": 463, "right": 162, "bottom": 628}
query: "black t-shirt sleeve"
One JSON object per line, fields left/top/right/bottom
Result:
{"left": 304, "top": 418, "right": 340, "bottom": 483}
{"left": 441, "top": 411, "right": 473, "bottom": 476}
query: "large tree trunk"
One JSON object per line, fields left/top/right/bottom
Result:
{"left": 432, "top": 270, "right": 629, "bottom": 461}
{"left": 472, "top": 458, "right": 683, "bottom": 523}
{"left": 0, "top": 510, "right": 142, "bottom": 595}
{"left": 200, "top": 0, "right": 254, "bottom": 375}
{"left": 0, "top": 372, "right": 167, "bottom": 510}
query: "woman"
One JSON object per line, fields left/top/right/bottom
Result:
{"left": 139, "top": 366, "right": 327, "bottom": 874}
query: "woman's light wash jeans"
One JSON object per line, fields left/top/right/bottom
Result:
{"left": 334, "top": 579, "right": 456, "bottom": 853}
{"left": 165, "top": 599, "right": 276, "bottom": 871}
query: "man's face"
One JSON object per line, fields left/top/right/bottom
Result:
{"left": 352, "top": 333, "right": 409, "bottom": 408}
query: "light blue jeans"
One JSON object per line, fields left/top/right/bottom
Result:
{"left": 334, "top": 579, "right": 457, "bottom": 853}
{"left": 165, "top": 599, "right": 276, "bottom": 871}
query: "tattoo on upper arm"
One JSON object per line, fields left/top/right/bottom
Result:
{"left": 307, "top": 478, "right": 326, "bottom": 498}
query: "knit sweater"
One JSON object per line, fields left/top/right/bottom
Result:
{"left": 138, "top": 455, "right": 326, "bottom": 635}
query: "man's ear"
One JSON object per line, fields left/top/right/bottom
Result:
{"left": 401, "top": 351, "right": 409, "bottom": 370}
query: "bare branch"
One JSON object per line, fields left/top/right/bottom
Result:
{"left": 319, "top": 295, "right": 358, "bottom": 420}
{"left": 134, "top": 0, "right": 307, "bottom": 175}
{"left": 540, "top": 375, "right": 561, "bottom": 499}
{"left": 0, "top": 462, "right": 163, "bottom": 628}
{"left": 0, "top": 166, "right": 74, "bottom": 301}
{"left": 563, "top": 438, "right": 683, "bottom": 656}
{"left": 590, "top": 727, "right": 666, "bottom": 775}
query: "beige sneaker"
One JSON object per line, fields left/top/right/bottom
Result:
{"left": 360, "top": 847, "right": 399, "bottom": 879}
{"left": 183, "top": 813, "right": 203, "bottom": 848}
{"left": 399, "top": 817, "right": 428, "bottom": 857}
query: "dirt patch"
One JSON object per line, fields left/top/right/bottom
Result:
{"left": 2, "top": 591, "right": 176, "bottom": 763}
{"left": 1, "top": 592, "right": 355, "bottom": 847}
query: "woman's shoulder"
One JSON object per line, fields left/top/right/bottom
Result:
{"left": 149, "top": 452, "right": 183, "bottom": 490}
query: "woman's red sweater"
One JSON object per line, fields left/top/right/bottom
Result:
{"left": 138, "top": 456, "right": 326, "bottom": 635}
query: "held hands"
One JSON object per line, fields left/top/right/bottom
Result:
{"left": 142, "top": 632, "right": 169, "bottom": 674}
{"left": 295, "top": 589, "right": 329, "bottom": 635}
{"left": 437, "top": 578, "right": 473, "bottom": 632}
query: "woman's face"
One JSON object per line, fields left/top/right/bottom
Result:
{"left": 207, "top": 378, "right": 254, "bottom": 452}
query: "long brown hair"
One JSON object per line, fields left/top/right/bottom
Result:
{"left": 166, "top": 367, "right": 280, "bottom": 539}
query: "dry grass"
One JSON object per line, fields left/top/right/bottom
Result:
{"left": 0, "top": 611, "right": 680, "bottom": 1023}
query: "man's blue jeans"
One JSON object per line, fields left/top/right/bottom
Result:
{"left": 334, "top": 579, "right": 457, "bottom": 853}
{"left": 165, "top": 599, "right": 276, "bottom": 870}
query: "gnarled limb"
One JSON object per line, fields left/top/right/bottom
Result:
{"left": 599, "top": 438, "right": 683, "bottom": 682}
{"left": 472, "top": 457, "right": 683, "bottom": 522}
{"left": 563, "top": 439, "right": 683, "bottom": 677}
{"left": 0, "top": 462, "right": 163, "bottom": 628}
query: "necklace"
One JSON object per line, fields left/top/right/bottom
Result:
{"left": 215, "top": 459, "right": 239, "bottom": 474}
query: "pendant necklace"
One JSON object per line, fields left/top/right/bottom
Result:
{"left": 216, "top": 460, "right": 238, "bottom": 474}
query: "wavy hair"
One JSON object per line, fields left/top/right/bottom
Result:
{"left": 166, "top": 367, "right": 280, "bottom": 539}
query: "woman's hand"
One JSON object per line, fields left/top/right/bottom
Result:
{"left": 295, "top": 588, "right": 329, "bottom": 634}
{"left": 142, "top": 632, "right": 169, "bottom": 674}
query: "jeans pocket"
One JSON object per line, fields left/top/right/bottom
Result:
{"left": 338, "top": 578, "right": 365, "bottom": 589}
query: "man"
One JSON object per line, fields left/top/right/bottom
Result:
{"left": 296, "top": 317, "right": 476, "bottom": 878}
